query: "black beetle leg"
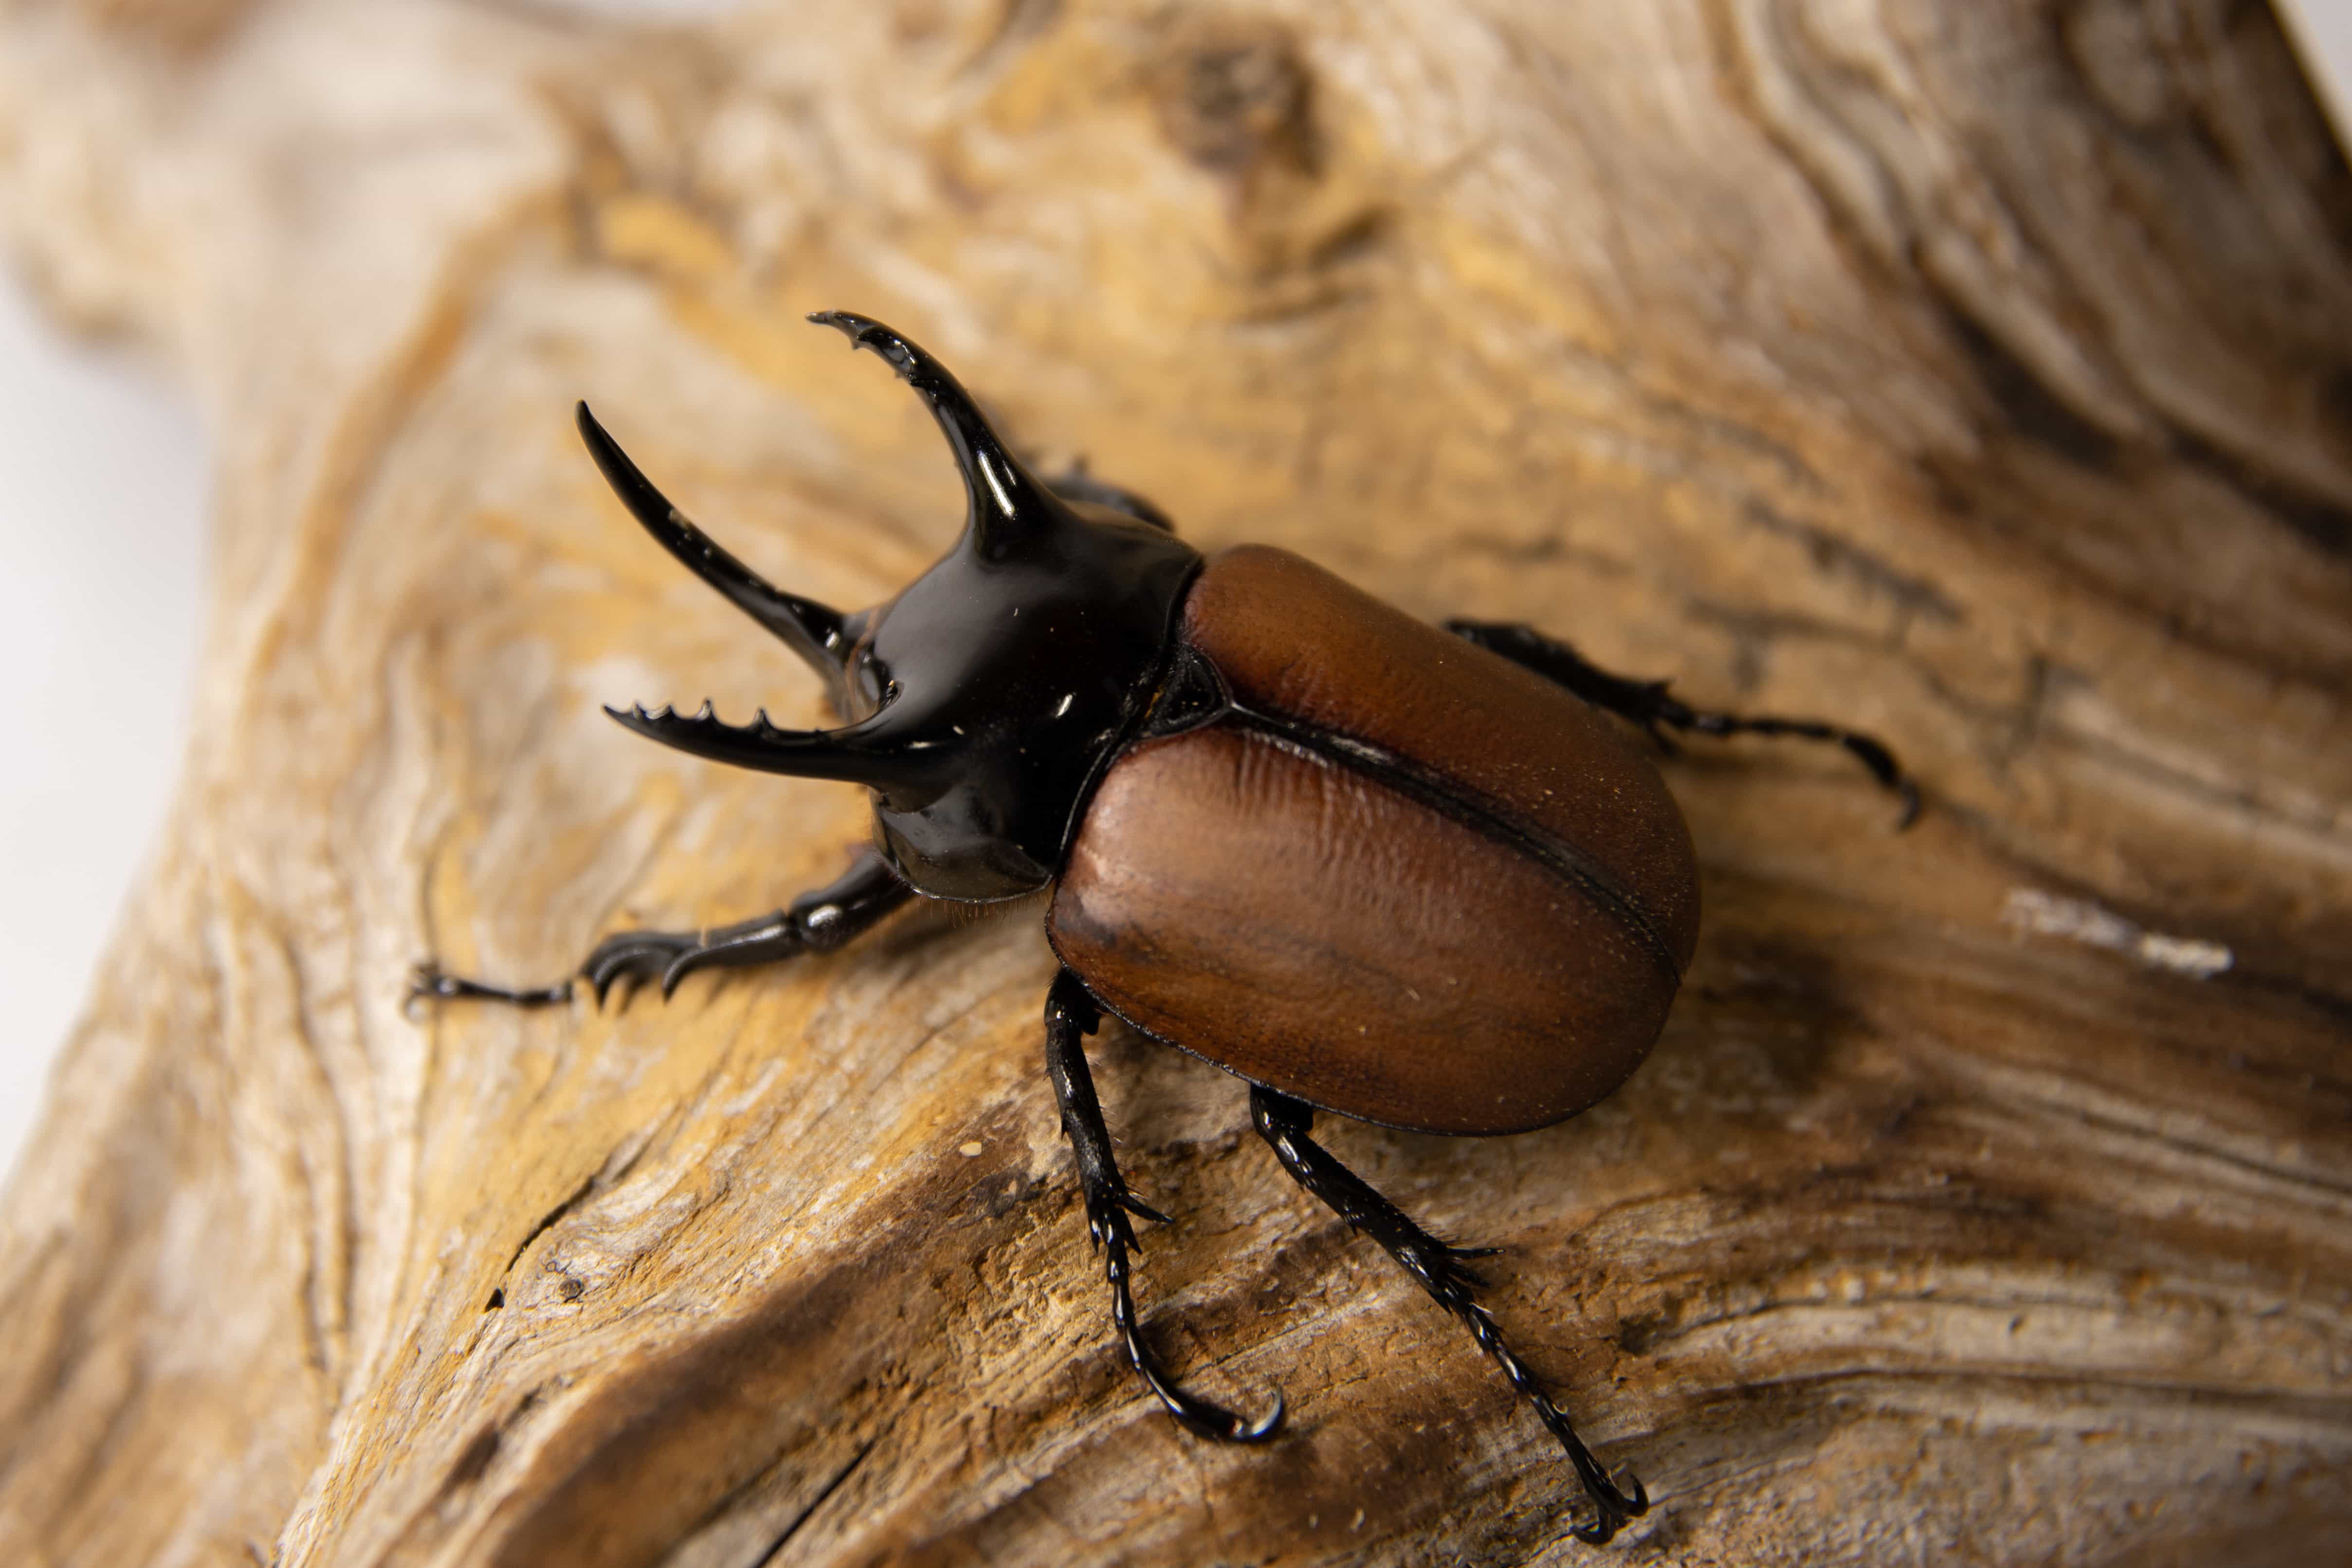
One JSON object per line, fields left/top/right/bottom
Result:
{"left": 1250, "top": 1087, "right": 1648, "bottom": 1546}
{"left": 1446, "top": 619, "right": 1919, "bottom": 827}
{"left": 1044, "top": 969, "right": 1285, "bottom": 1444}
{"left": 412, "top": 847, "right": 914, "bottom": 1010}
{"left": 1043, "top": 458, "right": 1176, "bottom": 532}
{"left": 405, "top": 969, "right": 576, "bottom": 1007}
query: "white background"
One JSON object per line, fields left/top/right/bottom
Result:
{"left": 3, "top": 1, "right": 2349, "bottom": 1183}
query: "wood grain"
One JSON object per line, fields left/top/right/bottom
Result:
{"left": 0, "top": 1, "right": 2346, "bottom": 1563}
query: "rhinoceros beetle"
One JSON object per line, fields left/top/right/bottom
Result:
{"left": 417, "top": 310, "right": 1915, "bottom": 1545}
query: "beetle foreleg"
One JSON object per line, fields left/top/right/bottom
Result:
{"left": 411, "top": 847, "right": 913, "bottom": 1009}
{"left": 1043, "top": 969, "right": 1285, "bottom": 1445}
{"left": 1249, "top": 1087, "right": 1649, "bottom": 1547}
{"left": 1446, "top": 619, "right": 1920, "bottom": 827}
{"left": 1043, "top": 459, "right": 1175, "bottom": 532}
{"left": 404, "top": 969, "right": 574, "bottom": 1007}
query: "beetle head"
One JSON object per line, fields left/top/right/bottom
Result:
{"left": 587, "top": 312, "right": 1202, "bottom": 899}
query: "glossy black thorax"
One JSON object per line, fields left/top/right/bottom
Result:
{"left": 580, "top": 312, "right": 1199, "bottom": 904}
{"left": 847, "top": 502, "right": 1199, "bottom": 898}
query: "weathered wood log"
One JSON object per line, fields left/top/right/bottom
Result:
{"left": 2, "top": 1, "right": 2348, "bottom": 1562}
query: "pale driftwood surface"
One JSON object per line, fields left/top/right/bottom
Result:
{"left": 2, "top": 1, "right": 2349, "bottom": 1563}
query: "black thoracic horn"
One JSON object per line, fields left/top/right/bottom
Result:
{"left": 575, "top": 402, "right": 854, "bottom": 703}
{"left": 807, "top": 310, "right": 1071, "bottom": 559}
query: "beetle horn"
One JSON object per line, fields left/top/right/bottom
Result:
{"left": 807, "top": 310, "right": 1067, "bottom": 558}
{"left": 606, "top": 701, "right": 940, "bottom": 794}
{"left": 576, "top": 403, "right": 856, "bottom": 698}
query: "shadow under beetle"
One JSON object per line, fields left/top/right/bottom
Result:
{"left": 416, "top": 311, "right": 1915, "bottom": 1546}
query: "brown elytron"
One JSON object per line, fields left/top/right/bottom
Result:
{"left": 1050, "top": 545, "right": 1701, "bottom": 1134}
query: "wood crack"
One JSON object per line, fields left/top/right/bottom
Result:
{"left": 747, "top": 1437, "right": 878, "bottom": 1568}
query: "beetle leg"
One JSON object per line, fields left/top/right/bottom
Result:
{"left": 1445, "top": 619, "right": 1920, "bottom": 827}
{"left": 1043, "top": 969, "right": 1285, "bottom": 1444}
{"left": 405, "top": 968, "right": 574, "bottom": 1007}
{"left": 1249, "top": 1086, "right": 1649, "bottom": 1547}
{"left": 1043, "top": 458, "right": 1176, "bottom": 532}
{"left": 411, "top": 847, "right": 913, "bottom": 1010}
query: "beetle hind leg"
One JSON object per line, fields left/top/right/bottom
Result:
{"left": 1250, "top": 1087, "right": 1649, "bottom": 1546}
{"left": 1044, "top": 969, "right": 1285, "bottom": 1444}
{"left": 412, "top": 847, "right": 913, "bottom": 1010}
{"left": 1447, "top": 619, "right": 1919, "bottom": 827}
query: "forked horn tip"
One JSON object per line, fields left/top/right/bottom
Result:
{"left": 807, "top": 310, "right": 919, "bottom": 380}
{"left": 806, "top": 308, "right": 873, "bottom": 336}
